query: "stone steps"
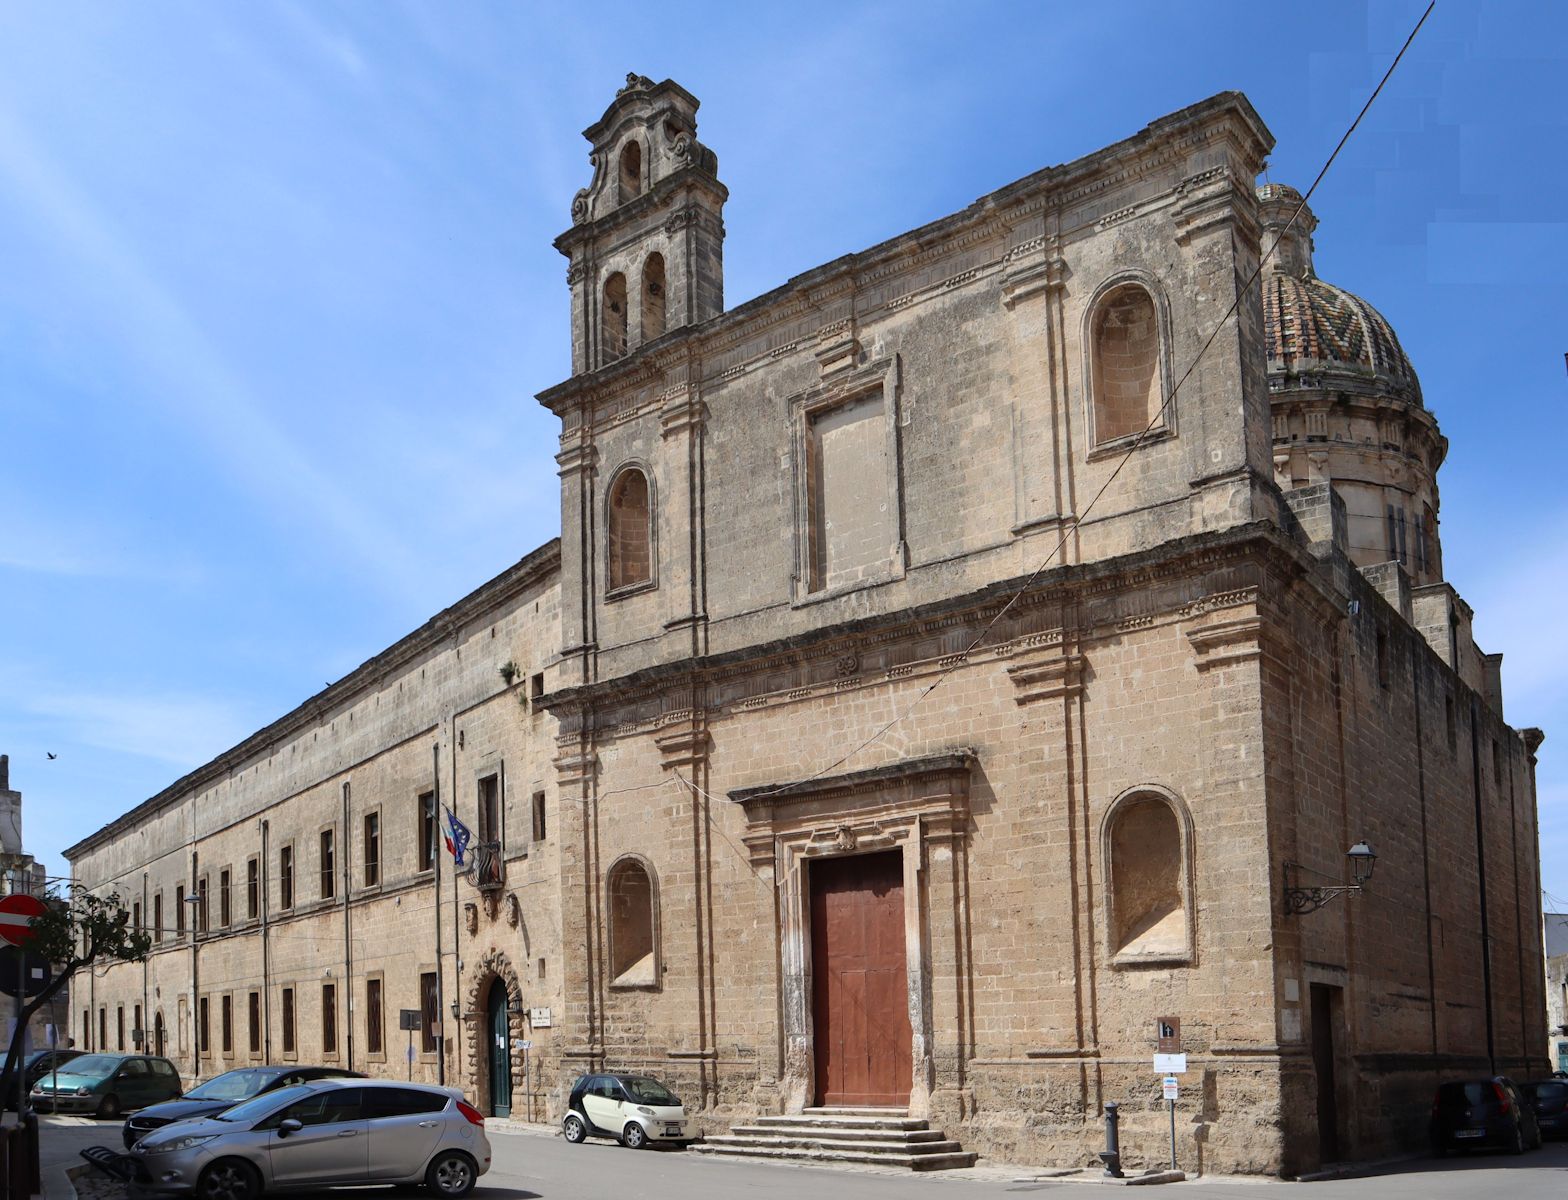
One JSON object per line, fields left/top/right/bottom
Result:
{"left": 690, "top": 1108, "right": 977, "bottom": 1172}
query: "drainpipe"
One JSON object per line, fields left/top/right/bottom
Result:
{"left": 1468, "top": 697, "right": 1496, "bottom": 1073}
{"left": 342, "top": 781, "right": 354, "bottom": 1073}
{"left": 189, "top": 849, "right": 200, "bottom": 1085}
{"left": 141, "top": 872, "right": 150, "bottom": 1055}
{"left": 260, "top": 820, "right": 272, "bottom": 1061}
{"left": 432, "top": 742, "right": 445, "bottom": 1087}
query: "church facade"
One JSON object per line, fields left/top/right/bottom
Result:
{"left": 66, "top": 78, "right": 1547, "bottom": 1176}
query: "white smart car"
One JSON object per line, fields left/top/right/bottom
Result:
{"left": 562, "top": 1074, "right": 695, "bottom": 1149}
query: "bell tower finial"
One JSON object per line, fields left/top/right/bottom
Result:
{"left": 554, "top": 76, "right": 728, "bottom": 376}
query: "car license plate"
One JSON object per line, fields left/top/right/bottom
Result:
{"left": 665, "top": 1124, "right": 682, "bottom": 1136}
{"left": 1454, "top": 1129, "right": 1484, "bottom": 1138}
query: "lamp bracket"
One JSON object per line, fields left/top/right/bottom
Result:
{"left": 1284, "top": 883, "right": 1363, "bottom": 915}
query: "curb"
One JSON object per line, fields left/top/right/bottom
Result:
{"left": 1292, "top": 1152, "right": 1425, "bottom": 1182}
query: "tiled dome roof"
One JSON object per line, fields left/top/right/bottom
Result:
{"left": 1257, "top": 185, "right": 1422, "bottom": 405}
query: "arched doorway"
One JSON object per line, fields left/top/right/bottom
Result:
{"left": 485, "top": 979, "right": 512, "bottom": 1118}
{"left": 153, "top": 1010, "right": 166, "bottom": 1057}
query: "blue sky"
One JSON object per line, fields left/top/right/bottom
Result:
{"left": 2, "top": 1, "right": 1565, "bottom": 907}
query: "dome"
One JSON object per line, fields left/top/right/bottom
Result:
{"left": 1256, "top": 185, "right": 1423, "bottom": 406}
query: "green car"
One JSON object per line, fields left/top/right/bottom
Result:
{"left": 30, "top": 1053, "right": 182, "bottom": 1118}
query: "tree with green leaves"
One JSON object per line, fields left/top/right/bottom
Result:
{"left": 0, "top": 886, "right": 151, "bottom": 1111}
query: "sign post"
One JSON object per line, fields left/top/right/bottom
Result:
{"left": 0, "top": 892, "right": 47, "bottom": 1117}
{"left": 398, "top": 1009, "right": 422, "bottom": 1081}
{"left": 1155, "top": 1017, "right": 1182, "bottom": 1170}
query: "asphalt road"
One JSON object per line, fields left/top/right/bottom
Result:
{"left": 480, "top": 1126, "right": 1568, "bottom": 1200}
{"left": 34, "top": 1114, "right": 1568, "bottom": 1200}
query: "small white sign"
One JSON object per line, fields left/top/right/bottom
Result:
{"left": 518, "top": 1039, "right": 532, "bottom": 1051}
{"left": 529, "top": 1007, "right": 552, "bottom": 1028}
{"left": 1153, "top": 1053, "right": 1187, "bottom": 1074}
{"left": 1162, "top": 1075, "right": 1179, "bottom": 1101}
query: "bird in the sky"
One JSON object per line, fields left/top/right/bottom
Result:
{"left": 46, "top": 753, "right": 56, "bottom": 760}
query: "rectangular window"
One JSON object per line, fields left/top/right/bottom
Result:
{"left": 98, "top": 1008, "right": 106, "bottom": 1052}
{"left": 418, "top": 792, "right": 437, "bottom": 872}
{"left": 82, "top": 1009, "right": 89, "bottom": 1051}
{"left": 133, "top": 1004, "right": 142, "bottom": 1050}
{"left": 804, "top": 393, "right": 891, "bottom": 593}
{"left": 320, "top": 828, "right": 335, "bottom": 899}
{"left": 246, "top": 858, "right": 259, "bottom": 920}
{"left": 366, "top": 978, "right": 383, "bottom": 1056}
{"left": 154, "top": 892, "right": 163, "bottom": 942}
{"left": 279, "top": 845, "right": 294, "bottom": 910}
{"left": 117, "top": 1005, "right": 125, "bottom": 1051}
{"left": 176, "top": 885, "right": 186, "bottom": 934}
{"left": 196, "top": 876, "right": 209, "bottom": 933}
{"left": 221, "top": 994, "right": 233, "bottom": 1053}
{"left": 219, "top": 868, "right": 231, "bottom": 928}
{"left": 420, "top": 972, "right": 439, "bottom": 1054}
{"left": 322, "top": 983, "right": 337, "bottom": 1055}
{"left": 530, "top": 672, "right": 545, "bottom": 704}
{"left": 532, "top": 791, "right": 547, "bottom": 842}
{"left": 363, "top": 812, "right": 380, "bottom": 887}
{"left": 198, "top": 996, "right": 210, "bottom": 1055}
{"left": 248, "top": 992, "right": 261, "bottom": 1054}
{"left": 132, "top": 900, "right": 141, "bottom": 938}
{"left": 281, "top": 987, "right": 296, "bottom": 1054}
{"left": 477, "top": 775, "right": 499, "bottom": 844}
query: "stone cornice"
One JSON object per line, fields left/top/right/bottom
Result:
{"left": 729, "top": 750, "right": 975, "bottom": 812}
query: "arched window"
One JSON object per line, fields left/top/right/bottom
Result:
{"left": 1090, "top": 283, "right": 1163, "bottom": 444}
{"left": 641, "top": 253, "right": 666, "bottom": 342}
{"left": 1103, "top": 788, "right": 1192, "bottom": 962}
{"left": 618, "top": 141, "right": 642, "bottom": 205}
{"left": 607, "top": 856, "right": 658, "bottom": 987}
{"left": 602, "top": 273, "right": 627, "bottom": 363}
{"left": 607, "top": 467, "right": 652, "bottom": 592}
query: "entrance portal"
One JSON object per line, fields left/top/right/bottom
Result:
{"left": 486, "top": 979, "right": 513, "bottom": 1118}
{"left": 1310, "top": 983, "right": 1342, "bottom": 1162}
{"left": 809, "top": 850, "right": 912, "bottom": 1107}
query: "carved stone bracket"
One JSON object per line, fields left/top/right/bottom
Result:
{"left": 655, "top": 723, "right": 711, "bottom": 772}
{"left": 1001, "top": 255, "right": 1068, "bottom": 310}
{"left": 1006, "top": 649, "right": 1085, "bottom": 705}
{"left": 814, "top": 318, "right": 860, "bottom": 380}
{"left": 1186, "top": 614, "right": 1265, "bottom": 671}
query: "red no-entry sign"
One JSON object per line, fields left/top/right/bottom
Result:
{"left": 0, "top": 894, "right": 47, "bottom": 947}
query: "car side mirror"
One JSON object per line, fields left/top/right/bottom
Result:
{"left": 278, "top": 1118, "right": 303, "bottom": 1138}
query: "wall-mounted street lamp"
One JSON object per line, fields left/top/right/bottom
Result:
{"left": 1284, "top": 841, "right": 1377, "bottom": 915}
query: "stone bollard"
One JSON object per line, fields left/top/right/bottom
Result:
{"left": 1099, "top": 1100, "right": 1124, "bottom": 1178}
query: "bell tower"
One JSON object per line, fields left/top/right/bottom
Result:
{"left": 555, "top": 74, "right": 727, "bottom": 375}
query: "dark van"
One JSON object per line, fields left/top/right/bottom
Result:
{"left": 1430, "top": 1077, "right": 1541, "bottom": 1155}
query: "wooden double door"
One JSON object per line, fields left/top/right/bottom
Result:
{"left": 809, "top": 851, "right": 913, "bottom": 1107}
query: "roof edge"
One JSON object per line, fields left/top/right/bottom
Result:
{"left": 63, "top": 538, "right": 562, "bottom": 864}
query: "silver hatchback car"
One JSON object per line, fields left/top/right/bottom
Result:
{"left": 130, "top": 1077, "right": 492, "bottom": 1199}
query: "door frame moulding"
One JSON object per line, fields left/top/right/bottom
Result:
{"left": 730, "top": 750, "right": 975, "bottom": 1117}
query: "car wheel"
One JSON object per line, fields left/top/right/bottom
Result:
{"left": 95, "top": 1093, "right": 121, "bottom": 1120}
{"left": 197, "top": 1158, "right": 262, "bottom": 1200}
{"left": 1510, "top": 1123, "right": 1525, "bottom": 1155}
{"left": 563, "top": 1114, "right": 587, "bottom": 1143}
{"left": 425, "top": 1150, "right": 477, "bottom": 1199}
{"left": 623, "top": 1122, "right": 649, "bottom": 1150}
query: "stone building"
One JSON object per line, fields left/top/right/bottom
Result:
{"left": 1, "top": 755, "right": 72, "bottom": 1054}
{"left": 66, "top": 78, "right": 1547, "bottom": 1175}
{"left": 1547, "top": 913, "right": 1568, "bottom": 1073}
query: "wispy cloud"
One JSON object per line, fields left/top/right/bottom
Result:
{"left": 0, "top": 105, "right": 422, "bottom": 602}
{"left": 24, "top": 689, "right": 251, "bottom": 770}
